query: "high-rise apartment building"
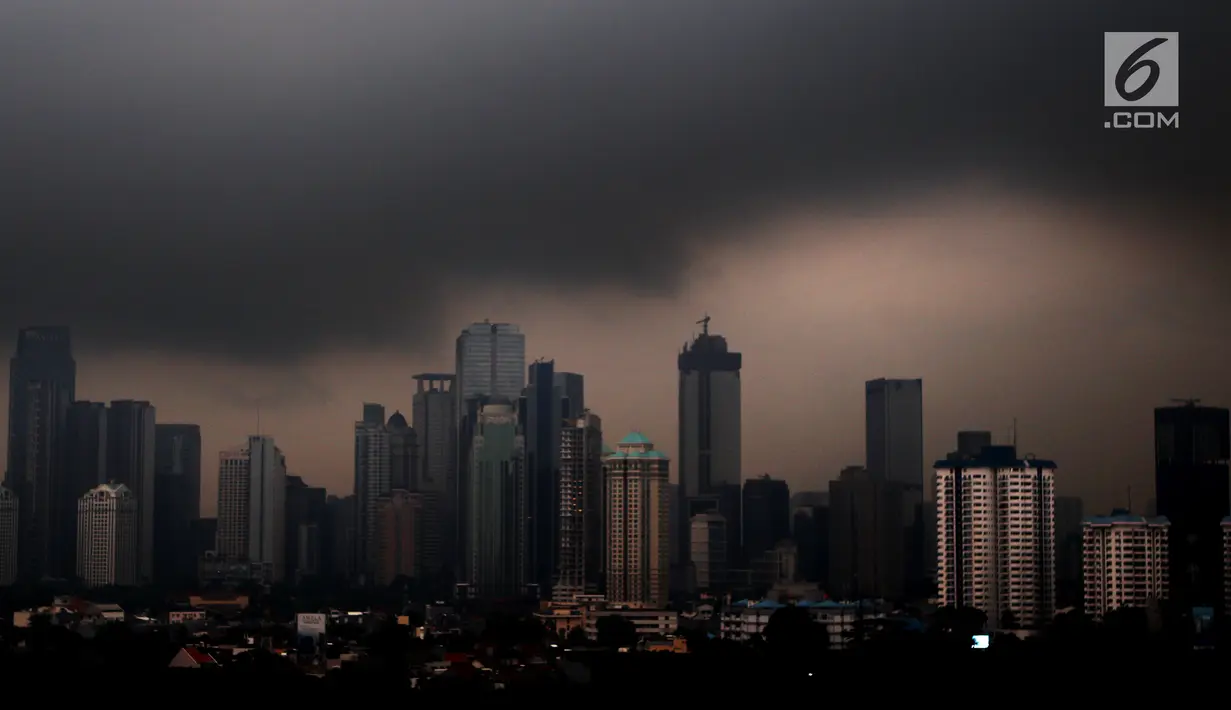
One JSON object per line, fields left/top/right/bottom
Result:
{"left": 77, "top": 483, "right": 137, "bottom": 587}
{"left": 935, "top": 446, "right": 1056, "bottom": 629}
{"left": 106, "top": 400, "right": 156, "bottom": 582}
{"left": 555, "top": 411, "right": 603, "bottom": 600}
{"left": 468, "top": 400, "right": 526, "bottom": 600}
{"left": 866, "top": 378, "right": 924, "bottom": 591}
{"left": 1081, "top": 512, "right": 1169, "bottom": 619}
{"left": 376, "top": 489, "right": 422, "bottom": 586}
{"left": 1154, "top": 402, "right": 1230, "bottom": 608}
{"left": 6, "top": 327, "right": 75, "bottom": 581}
{"left": 0, "top": 485, "right": 16, "bottom": 585}
{"left": 828, "top": 466, "right": 904, "bottom": 600}
{"left": 216, "top": 436, "right": 286, "bottom": 583}
{"left": 677, "top": 318, "right": 741, "bottom": 581}
{"left": 605, "top": 432, "right": 671, "bottom": 607}
{"left": 354, "top": 407, "right": 391, "bottom": 584}
{"left": 412, "top": 374, "right": 456, "bottom": 580}
{"left": 153, "top": 423, "right": 202, "bottom": 585}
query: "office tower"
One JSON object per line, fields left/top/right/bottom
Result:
{"left": 354, "top": 408, "right": 391, "bottom": 584}
{"left": 554, "top": 371, "right": 585, "bottom": 421}
{"left": 690, "top": 512, "right": 727, "bottom": 594}
{"left": 865, "top": 378, "right": 924, "bottom": 592}
{"left": 387, "top": 412, "right": 417, "bottom": 491}
{"left": 412, "top": 374, "right": 456, "bottom": 581}
{"left": 523, "top": 359, "right": 563, "bottom": 597}
{"left": 106, "top": 400, "right": 156, "bottom": 582}
{"left": 936, "top": 446, "right": 1056, "bottom": 629}
{"left": 1154, "top": 401, "right": 1230, "bottom": 608}
{"left": 60, "top": 402, "right": 108, "bottom": 576}
{"left": 828, "top": 466, "right": 905, "bottom": 601}
{"left": 792, "top": 494, "right": 832, "bottom": 583}
{"left": 362, "top": 403, "right": 386, "bottom": 425}
{"left": 285, "top": 476, "right": 327, "bottom": 583}
{"left": 1054, "top": 496, "right": 1086, "bottom": 607}
{"left": 7, "top": 327, "right": 75, "bottom": 580}
{"left": 1082, "top": 511, "right": 1170, "bottom": 619}
{"left": 190, "top": 518, "right": 217, "bottom": 558}
{"left": 556, "top": 411, "right": 603, "bottom": 600}
{"left": 677, "top": 317, "right": 742, "bottom": 582}
{"left": 604, "top": 432, "right": 671, "bottom": 607}
{"left": 376, "top": 489, "right": 422, "bottom": 586}
{"left": 743, "top": 474, "right": 791, "bottom": 561}
{"left": 468, "top": 400, "right": 526, "bottom": 599}
{"left": 324, "top": 495, "right": 357, "bottom": 583}
{"left": 77, "top": 483, "right": 137, "bottom": 587}
{"left": 216, "top": 436, "right": 286, "bottom": 583}
{"left": 0, "top": 485, "right": 16, "bottom": 585}
{"left": 957, "top": 431, "right": 992, "bottom": 458}
{"left": 153, "top": 423, "right": 202, "bottom": 585}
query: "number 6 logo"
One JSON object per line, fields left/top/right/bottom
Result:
{"left": 1115, "top": 37, "right": 1169, "bottom": 103}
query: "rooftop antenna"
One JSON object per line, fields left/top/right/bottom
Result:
{"left": 1011, "top": 417, "right": 1017, "bottom": 450}
{"left": 1127, "top": 485, "right": 1133, "bottom": 513}
{"left": 696, "top": 314, "right": 711, "bottom": 335}
{"left": 256, "top": 403, "right": 261, "bottom": 437}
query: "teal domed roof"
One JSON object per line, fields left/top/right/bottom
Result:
{"left": 619, "top": 431, "right": 652, "bottom": 446}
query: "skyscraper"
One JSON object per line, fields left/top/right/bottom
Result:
{"left": 0, "top": 485, "right": 16, "bottom": 585}
{"left": 1154, "top": 401, "right": 1230, "bottom": 608}
{"left": 828, "top": 466, "right": 905, "bottom": 601}
{"left": 604, "top": 432, "right": 671, "bottom": 607}
{"left": 387, "top": 411, "right": 417, "bottom": 491}
{"left": 284, "top": 475, "right": 327, "bottom": 583}
{"left": 455, "top": 322, "right": 526, "bottom": 578}
{"left": 412, "top": 374, "right": 456, "bottom": 581}
{"left": 106, "top": 400, "right": 156, "bottom": 582}
{"left": 865, "top": 378, "right": 924, "bottom": 591}
{"left": 523, "top": 359, "right": 563, "bottom": 597}
{"left": 153, "top": 423, "right": 202, "bottom": 585}
{"left": 554, "top": 371, "right": 585, "bottom": 421}
{"left": 376, "top": 489, "right": 422, "bottom": 586}
{"left": 61, "top": 401, "right": 108, "bottom": 576}
{"left": 6, "top": 327, "right": 75, "bottom": 580}
{"left": 742, "top": 474, "right": 791, "bottom": 561}
{"left": 353, "top": 407, "right": 391, "bottom": 584}
{"left": 216, "top": 436, "right": 286, "bottom": 583}
{"left": 77, "top": 483, "right": 137, "bottom": 588}
{"left": 556, "top": 411, "right": 603, "bottom": 599}
{"left": 468, "top": 400, "right": 526, "bottom": 600}
{"left": 935, "top": 446, "right": 1056, "bottom": 629}
{"left": 677, "top": 317, "right": 741, "bottom": 582}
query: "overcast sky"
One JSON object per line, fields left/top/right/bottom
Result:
{"left": 1, "top": 1, "right": 1227, "bottom": 515}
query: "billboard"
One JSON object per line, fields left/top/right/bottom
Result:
{"left": 297, "top": 613, "right": 326, "bottom": 638}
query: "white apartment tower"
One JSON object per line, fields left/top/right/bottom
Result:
{"left": 935, "top": 445, "right": 1057, "bottom": 629}
{"left": 604, "top": 432, "right": 671, "bottom": 607}
{"left": 216, "top": 436, "right": 286, "bottom": 583}
{"left": 0, "top": 485, "right": 16, "bottom": 585}
{"left": 77, "top": 483, "right": 137, "bottom": 587}
{"left": 1081, "top": 512, "right": 1169, "bottom": 619}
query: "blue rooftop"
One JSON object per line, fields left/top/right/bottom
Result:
{"left": 619, "top": 431, "right": 652, "bottom": 445}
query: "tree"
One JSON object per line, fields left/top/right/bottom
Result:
{"left": 999, "top": 609, "right": 1019, "bottom": 630}
{"left": 565, "top": 626, "right": 589, "bottom": 647}
{"left": 595, "top": 614, "right": 638, "bottom": 648}
{"left": 762, "top": 605, "right": 828, "bottom": 657}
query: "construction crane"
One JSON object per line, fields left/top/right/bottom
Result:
{"left": 1171, "top": 398, "right": 1202, "bottom": 407}
{"left": 696, "top": 314, "right": 711, "bottom": 335}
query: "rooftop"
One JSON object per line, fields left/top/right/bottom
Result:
{"left": 1084, "top": 513, "right": 1170, "bottom": 526}
{"left": 619, "top": 432, "right": 652, "bottom": 445}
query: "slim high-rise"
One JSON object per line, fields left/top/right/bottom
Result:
{"left": 60, "top": 401, "right": 109, "bottom": 576}
{"left": 743, "top": 474, "right": 791, "bottom": 561}
{"left": 1154, "top": 401, "right": 1230, "bottom": 608}
{"left": 677, "top": 317, "right": 741, "bottom": 582}
{"left": 523, "top": 359, "right": 563, "bottom": 597}
{"left": 216, "top": 436, "right": 286, "bottom": 583}
{"left": 354, "top": 406, "right": 391, "bottom": 584}
{"left": 605, "top": 432, "right": 671, "bottom": 607}
{"left": 556, "top": 411, "right": 603, "bottom": 599}
{"left": 412, "top": 374, "right": 456, "bottom": 580}
{"left": 106, "top": 400, "right": 156, "bottom": 583}
{"left": 6, "top": 327, "right": 75, "bottom": 580}
{"left": 866, "top": 378, "right": 924, "bottom": 591}
{"left": 376, "top": 489, "right": 422, "bottom": 586}
{"left": 935, "top": 446, "right": 1056, "bottom": 629}
{"left": 153, "top": 423, "right": 202, "bottom": 585}
{"left": 468, "top": 400, "right": 526, "bottom": 600}
{"left": 77, "top": 483, "right": 137, "bottom": 588}
{"left": 828, "top": 466, "right": 905, "bottom": 601}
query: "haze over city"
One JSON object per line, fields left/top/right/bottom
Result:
{"left": 2, "top": 0, "right": 1228, "bottom": 516}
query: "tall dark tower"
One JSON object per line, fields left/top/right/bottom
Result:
{"left": 6, "top": 327, "right": 76, "bottom": 580}
{"left": 153, "top": 423, "right": 202, "bottom": 585}
{"left": 1154, "top": 400, "right": 1230, "bottom": 609}
{"left": 677, "top": 316, "right": 742, "bottom": 591}
{"left": 523, "top": 359, "right": 562, "bottom": 599}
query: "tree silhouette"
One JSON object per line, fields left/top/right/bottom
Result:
{"left": 595, "top": 614, "right": 638, "bottom": 648}
{"left": 762, "top": 605, "right": 828, "bottom": 657}
{"left": 565, "top": 626, "right": 589, "bottom": 647}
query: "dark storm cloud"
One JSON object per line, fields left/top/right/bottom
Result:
{"left": 0, "top": 0, "right": 1226, "bottom": 359}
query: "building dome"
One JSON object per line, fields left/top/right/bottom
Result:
{"left": 387, "top": 411, "right": 408, "bottom": 429}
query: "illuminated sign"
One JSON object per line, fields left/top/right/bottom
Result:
{"left": 297, "top": 613, "right": 326, "bottom": 637}
{"left": 971, "top": 634, "right": 990, "bottom": 649}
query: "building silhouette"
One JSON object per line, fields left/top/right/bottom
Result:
{"left": 376, "top": 489, "right": 422, "bottom": 586}
{"left": 522, "top": 359, "right": 563, "bottom": 599}
{"left": 61, "top": 401, "right": 109, "bottom": 577}
{"left": 555, "top": 411, "right": 603, "bottom": 600}
{"left": 412, "top": 374, "right": 455, "bottom": 583}
{"left": 0, "top": 485, "right": 16, "bottom": 585}
{"left": 865, "top": 378, "right": 924, "bottom": 592}
{"left": 106, "top": 400, "right": 156, "bottom": 583}
{"left": 743, "top": 474, "right": 791, "bottom": 563}
{"left": 828, "top": 466, "right": 904, "bottom": 601}
{"left": 353, "top": 405, "right": 390, "bottom": 584}
{"left": 153, "top": 423, "right": 201, "bottom": 585}
{"left": 468, "top": 400, "right": 526, "bottom": 600}
{"left": 216, "top": 436, "right": 286, "bottom": 584}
